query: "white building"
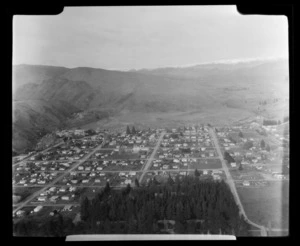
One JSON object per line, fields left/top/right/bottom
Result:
{"left": 34, "top": 206, "right": 43, "bottom": 213}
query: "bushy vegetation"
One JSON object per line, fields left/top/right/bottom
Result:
{"left": 224, "top": 151, "right": 235, "bottom": 164}
{"left": 243, "top": 141, "right": 254, "bottom": 150}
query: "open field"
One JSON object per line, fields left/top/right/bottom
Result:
{"left": 80, "top": 109, "right": 256, "bottom": 131}
{"left": 188, "top": 159, "right": 222, "bottom": 169}
{"left": 13, "top": 187, "right": 43, "bottom": 204}
{"left": 237, "top": 181, "right": 289, "bottom": 229}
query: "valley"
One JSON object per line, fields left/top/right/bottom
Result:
{"left": 12, "top": 59, "right": 289, "bottom": 154}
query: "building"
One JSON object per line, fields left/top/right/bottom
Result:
{"left": 34, "top": 205, "right": 43, "bottom": 213}
{"left": 274, "top": 173, "right": 285, "bottom": 179}
{"left": 16, "top": 210, "right": 25, "bottom": 216}
{"left": 243, "top": 181, "right": 250, "bottom": 186}
{"left": 69, "top": 186, "right": 77, "bottom": 192}
{"left": 37, "top": 196, "right": 46, "bottom": 202}
{"left": 133, "top": 145, "right": 140, "bottom": 153}
{"left": 74, "top": 129, "right": 85, "bottom": 136}
{"left": 213, "top": 175, "right": 221, "bottom": 180}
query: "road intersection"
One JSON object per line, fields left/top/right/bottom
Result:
{"left": 13, "top": 139, "right": 106, "bottom": 214}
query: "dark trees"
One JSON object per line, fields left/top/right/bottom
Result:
{"left": 104, "top": 182, "right": 111, "bottom": 194}
{"left": 126, "top": 126, "right": 131, "bottom": 135}
{"left": 80, "top": 196, "right": 90, "bottom": 221}
{"left": 132, "top": 126, "right": 137, "bottom": 134}
{"left": 260, "top": 139, "right": 266, "bottom": 149}
{"left": 224, "top": 151, "right": 235, "bottom": 163}
{"left": 238, "top": 163, "right": 243, "bottom": 171}
{"left": 14, "top": 176, "right": 251, "bottom": 237}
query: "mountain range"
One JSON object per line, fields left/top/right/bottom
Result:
{"left": 12, "top": 58, "right": 289, "bottom": 153}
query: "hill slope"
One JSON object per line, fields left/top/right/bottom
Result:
{"left": 12, "top": 58, "right": 289, "bottom": 153}
{"left": 13, "top": 99, "right": 80, "bottom": 152}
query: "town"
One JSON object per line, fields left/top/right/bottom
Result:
{"left": 12, "top": 121, "right": 289, "bottom": 236}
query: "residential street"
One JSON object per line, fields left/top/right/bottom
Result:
{"left": 13, "top": 139, "right": 106, "bottom": 214}
{"left": 139, "top": 131, "right": 166, "bottom": 183}
{"left": 209, "top": 128, "right": 268, "bottom": 236}
{"left": 13, "top": 141, "right": 64, "bottom": 167}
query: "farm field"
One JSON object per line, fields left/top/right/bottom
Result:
{"left": 237, "top": 181, "right": 289, "bottom": 230}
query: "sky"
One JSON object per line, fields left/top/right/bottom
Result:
{"left": 13, "top": 6, "right": 288, "bottom": 70}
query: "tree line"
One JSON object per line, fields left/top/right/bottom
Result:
{"left": 13, "top": 176, "right": 251, "bottom": 236}
{"left": 126, "top": 126, "right": 137, "bottom": 135}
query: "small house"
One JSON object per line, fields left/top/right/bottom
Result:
{"left": 59, "top": 187, "right": 66, "bottom": 192}
{"left": 34, "top": 205, "right": 43, "bottom": 213}
{"left": 37, "top": 196, "right": 46, "bottom": 202}
{"left": 16, "top": 210, "right": 25, "bottom": 216}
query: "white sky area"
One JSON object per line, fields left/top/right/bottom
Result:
{"left": 13, "top": 6, "right": 288, "bottom": 70}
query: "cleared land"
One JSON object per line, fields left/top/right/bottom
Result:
{"left": 237, "top": 181, "right": 289, "bottom": 230}
{"left": 188, "top": 159, "right": 222, "bottom": 169}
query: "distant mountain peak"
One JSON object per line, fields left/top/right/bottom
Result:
{"left": 133, "top": 56, "right": 288, "bottom": 72}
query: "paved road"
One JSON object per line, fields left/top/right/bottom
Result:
{"left": 209, "top": 128, "right": 268, "bottom": 237}
{"left": 13, "top": 141, "right": 65, "bottom": 167}
{"left": 13, "top": 139, "right": 107, "bottom": 214}
{"left": 139, "top": 132, "right": 166, "bottom": 183}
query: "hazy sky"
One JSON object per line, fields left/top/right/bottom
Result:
{"left": 13, "top": 6, "right": 288, "bottom": 70}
